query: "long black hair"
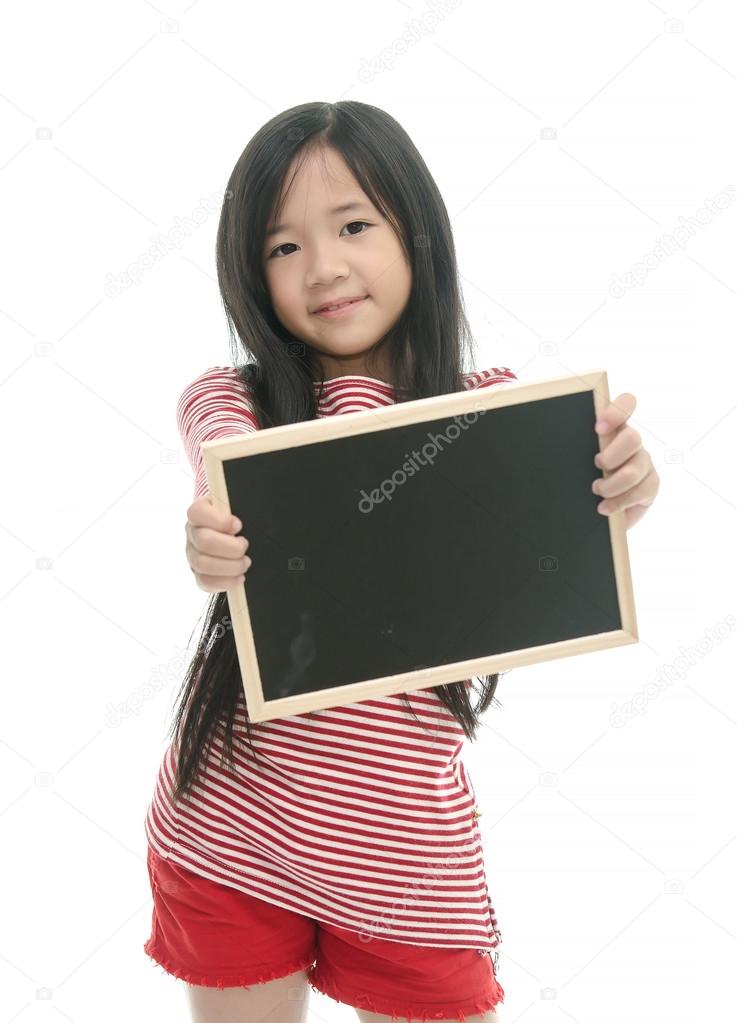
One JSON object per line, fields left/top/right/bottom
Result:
{"left": 168, "top": 100, "right": 508, "bottom": 806}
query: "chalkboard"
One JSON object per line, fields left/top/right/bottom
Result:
{"left": 201, "top": 369, "right": 637, "bottom": 722}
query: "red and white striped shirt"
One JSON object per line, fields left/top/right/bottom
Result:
{"left": 145, "top": 364, "right": 517, "bottom": 951}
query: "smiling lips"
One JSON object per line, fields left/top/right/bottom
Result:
{"left": 313, "top": 296, "right": 368, "bottom": 318}
{"left": 313, "top": 296, "right": 366, "bottom": 310}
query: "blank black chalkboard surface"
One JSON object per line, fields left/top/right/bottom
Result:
{"left": 201, "top": 368, "right": 637, "bottom": 723}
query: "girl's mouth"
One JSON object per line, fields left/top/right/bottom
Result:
{"left": 313, "top": 296, "right": 368, "bottom": 319}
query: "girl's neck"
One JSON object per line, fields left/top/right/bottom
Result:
{"left": 316, "top": 350, "right": 393, "bottom": 386}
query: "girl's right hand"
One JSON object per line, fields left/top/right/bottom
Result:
{"left": 185, "top": 494, "right": 252, "bottom": 592}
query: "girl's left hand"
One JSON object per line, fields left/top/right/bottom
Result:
{"left": 592, "top": 393, "right": 660, "bottom": 530}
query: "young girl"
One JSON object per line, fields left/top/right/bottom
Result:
{"left": 143, "top": 99, "right": 544, "bottom": 1023}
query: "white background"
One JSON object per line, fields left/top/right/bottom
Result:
{"left": 2, "top": 0, "right": 735, "bottom": 1021}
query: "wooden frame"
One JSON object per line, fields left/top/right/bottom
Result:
{"left": 202, "top": 368, "right": 637, "bottom": 722}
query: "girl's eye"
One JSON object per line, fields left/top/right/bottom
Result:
{"left": 342, "top": 220, "right": 371, "bottom": 238}
{"left": 268, "top": 221, "right": 371, "bottom": 259}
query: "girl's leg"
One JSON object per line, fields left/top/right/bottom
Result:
{"left": 355, "top": 1012, "right": 499, "bottom": 1023}
{"left": 186, "top": 967, "right": 310, "bottom": 1023}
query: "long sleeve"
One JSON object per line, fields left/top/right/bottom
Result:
{"left": 176, "top": 365, "right": 259, "bottom": 500}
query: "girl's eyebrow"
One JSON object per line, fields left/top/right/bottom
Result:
{"left": 265, "top": 200, "right": 373, "bottom": 239}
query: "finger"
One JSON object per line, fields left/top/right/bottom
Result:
{"left": 189, "top": 548, "right": 252, "bottom": 578}
{"left": 186, "top": 523, "right": 249, "bottom": 559}
{"left": 195, "top": 574, "right": 248, "bottom": 593}
{"left": 595, "top": 424, "right": 643, "bottom": 471}
{"left": 595, "top": 392, "right": 637, "bottom": 435}
{"left": 593, "top": 448, "right": 651, "bottom": 499}
{"left": 596, "top": 465, "right": 660, "bottom": 517}
{"left": 187, "top": 494, "right": 241, "bottom": 534}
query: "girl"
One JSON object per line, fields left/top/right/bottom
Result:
{"left": 143, "top": 100, "right": 659, "bottom": 1023}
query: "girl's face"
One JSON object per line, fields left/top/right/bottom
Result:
{"left": 263, "top": 146, "right": 412, "bottom": 382}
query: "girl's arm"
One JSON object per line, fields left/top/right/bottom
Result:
{"left": 176, "top": 365, "right": 259, "bottom": 499}
{"left": 466, "top": 366, "right": 518, "bottom": 391}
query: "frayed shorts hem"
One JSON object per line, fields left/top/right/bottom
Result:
{"left": 308, "top": 963, "right": 505, "bottom": 1022}
{"left": 142, "top": 936, "right": 316, "bottom": 990}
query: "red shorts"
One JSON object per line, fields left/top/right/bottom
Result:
{"left": 144, "top": 845, "right": 505, "bottom": 1022}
